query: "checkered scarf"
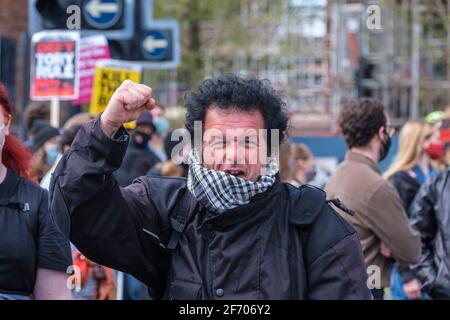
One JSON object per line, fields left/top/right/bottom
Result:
{"left": 187, "top": 148, "right": 279, "bottom": 215}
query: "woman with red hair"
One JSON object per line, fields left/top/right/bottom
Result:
{"left": 0, "top": 83, "right": 72, "bottom": 300}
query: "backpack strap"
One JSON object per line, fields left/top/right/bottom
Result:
{"left": 286, "top": 183, "right": 326, "bottom": 251}
{"left": 167, "top": 189, "right": 193, "bottom": 250}
{"left": 287, "top": 183, "right": 355, "bottom": 265}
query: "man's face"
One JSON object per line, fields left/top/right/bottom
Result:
{"left": 376, "top": 113, "right": 395, "bottom": 162}
{"left": 202, "top": 107, "right": 267, "bottom": 182}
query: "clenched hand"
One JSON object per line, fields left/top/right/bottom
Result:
{"left": 100, "top": 80, "right": 156, "bottom": 137}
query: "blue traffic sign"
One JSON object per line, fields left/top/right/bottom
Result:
{"left": 137, "top": 20, "right": 180, "bottom": 69}
{"left": 83, "top": 0, "right": 123, "bottom": 29}
{"left": 141, "top": 30, "right": 171, "bottom": 60}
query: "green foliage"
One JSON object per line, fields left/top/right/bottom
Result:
{"left": 152, "top": 0, "right": 284, "bottom": 89}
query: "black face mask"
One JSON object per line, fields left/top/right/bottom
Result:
{"left": 132, "top": 131, "right": 152, "bottom": 147}
{"left": 379, "top": 129, "right": 392, "bottom": 162}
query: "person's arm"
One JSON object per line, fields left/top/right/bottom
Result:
{"left": 49, "top": 80, "right": 170, "bottom": 298}
{"left": 33, "top": 268, "right": 72, "bottom": 300}
{"left": 35, "top": 188, "right": 72, "bottom": 299}
{"left": 50, "top": 117, "right": 169, "bottom": 297}
{"left": 364, "top": 182, "right": 421, "bottom": 264}
{"left": 409, "top": 177, "right": 439, "bottom": 293}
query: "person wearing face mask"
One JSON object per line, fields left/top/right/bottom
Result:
{"left": 40, "top": 125, "right": 83, "bottom": 191}
{"left": 410, "top": 131, "right": 450, "bottom": 299}
{"left": 30, "top": 120, "right": 60, "bottom": 182}
{"left": 325, "top": 98, "right": 421, "bottom": 300}
{"left": 0, "top": 84, "right": 72, "bottom": 300}
{"left": 384, "top": 121, "right": 440, "bottom": 300}
{"left": 115, "top": 112, "right": 161, "bottom": 188}
{"left": 440, "top": 119, "right": 450, "bottom": 168}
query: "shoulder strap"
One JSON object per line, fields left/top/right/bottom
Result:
{"left": 167, "top": 189, "right": 193, "bottom": 250}
{"left": 286, "top": 183, "right": 355, "bottom": 265}
{"left": 286, "top": 183, "right": 326, "bottom": 251}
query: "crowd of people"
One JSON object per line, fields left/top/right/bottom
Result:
{"left": 1, "top": 74, "right": 450, "bottom": 300}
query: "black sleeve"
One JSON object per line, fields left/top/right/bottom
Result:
{"left": 388, "top": 173, "right": 418, "bottom": 282}
{"left": 37, "top": 188, "right": 72, "bottom": 272}
{"left": 306, "top": 206, "right": 372, "bottom": 300}
{"left": 388, "top": 173, "right": 412, "bottom": 212}
{"left": 409, "top": 175, "right": 439, "bottom": 293}
{"left": 49, "top": 116, "right": 169, "bottom": 298}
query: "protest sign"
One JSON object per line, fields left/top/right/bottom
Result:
{"left": 90, "top": 59, "right": 142, "bottom": 116}
{"left": 73, "top": 35, "right": 110, "bottom": 106}
{"left": 30, "top": 31, "right": 80, "bottom": 101}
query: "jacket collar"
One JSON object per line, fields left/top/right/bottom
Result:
{"left": 345, "top": 151, "right": 381, "bottom": 175}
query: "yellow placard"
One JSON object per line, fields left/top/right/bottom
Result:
{"left": 90, "top": 63, "right": 142, "bottom": 116}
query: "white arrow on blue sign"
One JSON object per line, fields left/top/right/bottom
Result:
{"left": 83, "top": 0, "right": 122, "bottom": 29}
{"left": 137, "top": 20, "right": 180, "bottom": 69}
{"left": 142, "top": 31, "right": 170, "bottom": 59}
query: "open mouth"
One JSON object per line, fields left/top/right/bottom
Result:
{"left": 224, "top": 169, "right": 246, "bottom": 178}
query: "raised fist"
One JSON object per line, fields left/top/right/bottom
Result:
{"left": 100, "top": 80, "right": 156, "bottom": 137}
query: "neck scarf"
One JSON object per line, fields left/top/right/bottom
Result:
{"left": 187, "top": 148, "right": 278, "bottom": 214}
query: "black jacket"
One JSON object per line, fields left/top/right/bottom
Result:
{"left": 410, "top": 168, "right": 450, "bottom": 299}
{"left": 114, "top": 137, "right": 161, "bottom": 187}
{"left": 388, "top": 171, "right": 421, "bottom": 215}
{"left": 49, "top": 117, "right": 371, "bottom": 300}
{"left": 0, "top": 170, "right": 72, "bottom": 296}
{"left": 388, "top": 170, "right": 422, "bottom": 283}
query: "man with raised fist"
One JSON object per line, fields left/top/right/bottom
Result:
{"left": 50, "top": 75, "right": 371, "bottom": 300}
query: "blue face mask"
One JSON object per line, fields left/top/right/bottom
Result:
{"left": 153, "top": 118, "right": 170, "bottom": 136}
{"left": 45, "top": 145, "right": 59, "bottom": 166}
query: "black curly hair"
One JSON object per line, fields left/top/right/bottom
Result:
{"left": 339, "top": 98, "right": 387, "bottom": 148}
{"left": 185, "top": 75, "right": 289, "bottom": 154}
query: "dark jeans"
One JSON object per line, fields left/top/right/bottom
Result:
{"left": 371, "top": 289, "right": 384, "bottom": 300}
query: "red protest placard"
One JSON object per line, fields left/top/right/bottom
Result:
{"left": 30, "top": 31, "right": 80, "bottom": 101}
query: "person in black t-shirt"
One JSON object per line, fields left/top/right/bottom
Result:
{"left": 0, "top": 83, "right": 72, "bottom": 300}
